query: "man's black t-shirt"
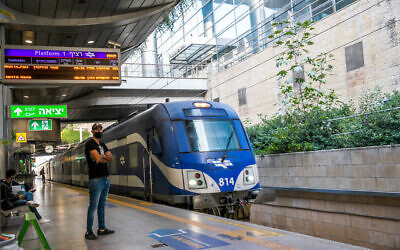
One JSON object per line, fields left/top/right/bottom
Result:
{"left": 85, "top": 138, "right": 109, "bottom": 179}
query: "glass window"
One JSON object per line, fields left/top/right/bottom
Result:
{"left": 185, "top": 120, "right": 241, "bottom": 152}
{"left": 129, "top": 144, "right": 139, "bottom": 168}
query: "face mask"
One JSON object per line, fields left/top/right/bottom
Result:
{"left": 94, "top": 132, "right": 103, "bottom": 139}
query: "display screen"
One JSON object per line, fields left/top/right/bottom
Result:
{"left": 2, "top": 47, "right": 121, "bottom": 84}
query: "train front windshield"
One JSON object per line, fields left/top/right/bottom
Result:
{"left": 185, "top": 120, "right": 240, "bottom": 152}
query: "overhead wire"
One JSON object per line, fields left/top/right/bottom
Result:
{"left": 124, "top": 0, "right": 387, "bottom": 106}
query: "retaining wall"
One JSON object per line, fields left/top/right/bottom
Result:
{"left": 251, "top": 145, "right": 400, "bottom": 249}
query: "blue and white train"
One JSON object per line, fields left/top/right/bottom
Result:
{"left": 46, "top": 101, "right": 260, "bottom": 215}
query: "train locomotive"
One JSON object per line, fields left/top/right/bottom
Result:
{"left": 46, "top": 101, "right": 260, "bottom": 217}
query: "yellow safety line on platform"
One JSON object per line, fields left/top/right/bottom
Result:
{"left": 206, "top": 217, "right": 284, "bottom": 237}
{"left": 140, "top": 202, "right": 153, "bottom": 206}
{"left": 52, "top": 182, "right": 297, "bottom": 250}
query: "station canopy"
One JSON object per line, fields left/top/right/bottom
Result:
{"left": 0, "top": 0, "right": 179, "bottom": 121}
{"left": 0, "top": 0, "right": 177, "bottom": 62}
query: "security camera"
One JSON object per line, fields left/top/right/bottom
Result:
{"left": 107, "top": 40, "right": 121, "bottom": 48}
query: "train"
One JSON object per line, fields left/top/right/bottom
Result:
{"left": 43, "top": 101, "right": 261, "bottom": 217}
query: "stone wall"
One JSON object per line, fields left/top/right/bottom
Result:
{"left": 251, "top": 145, "right": 400, "bottom": 249}
{"left": 208, "top": 0, "right": 400, "bottom": 123}
{"left": 251, "top": 191, "right": 400, "bottom": 249}
{"left": 257, "top": 144, "right": 400, "bottom": 192}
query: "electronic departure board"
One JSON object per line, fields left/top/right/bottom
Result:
{"left": 2, "top": 46, "right": 121, "bottom": 85}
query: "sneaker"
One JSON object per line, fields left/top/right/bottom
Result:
{"left": 97, "top": 228, "right": 115, "bottom": 235}
{"left": 85, "top": 231, "right": 98, "bottom": 240}
{"left": 38, "top": 218, "right": 51, "bottom": 224}
{"left": 26, "top": 201, "right": 39, "bottom": 208}
{"left": 29, "top": 188, "right": 36, "bottom": 193}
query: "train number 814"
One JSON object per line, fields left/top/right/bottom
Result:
{"left": 219, "top": 177, "right": 234, "bottom": 187}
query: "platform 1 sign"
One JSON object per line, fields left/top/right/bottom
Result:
{"left": 148, "top": 229, "right": 230, "bottom": 249}
{"left": 2, "top": 45, "right": 121, "bottom": 85}
{"left": 10, "top": 105, "right": 67, "bottom": 119}
{"left": 29, "top": 120, "right": 52, "bottom": 131}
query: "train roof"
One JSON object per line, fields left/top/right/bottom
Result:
{"left": 162, "top": 100, "right": 239, "bottom": 120}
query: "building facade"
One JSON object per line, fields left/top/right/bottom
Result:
{"left": 207, "top": 0, "right": 400, "bottom": 123}
{"left": 129, "top": 0, "right": 399, "bottom": 124}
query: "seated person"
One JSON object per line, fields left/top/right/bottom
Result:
{"left": 11, "top": 177, "right": 36, "bottom": 201}
{"left": 1, "top": 169, "right": 50, "bottom": 224}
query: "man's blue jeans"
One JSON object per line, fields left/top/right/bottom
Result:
{"left": 87, "top": 177, "right": 110, "bottom": 232}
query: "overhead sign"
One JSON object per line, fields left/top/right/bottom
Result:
{"left": 2, "top": 45, "right": 121, "bottom": 85}
{"left": 10, "top": 105, "right": 67, "bottom": 119}
{"left": 16, "top": 133, "right": 27, "bottom": 143}
{"left": 29, "top": 119, "right": 52, "bottom": 131}
{"left": 149, "top": 229, "right": 230, "bottom": 249}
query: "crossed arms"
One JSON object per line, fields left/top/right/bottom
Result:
{"left": 90, "top": 150, "right": 113, "bottom": 164}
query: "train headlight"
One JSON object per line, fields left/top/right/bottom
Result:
{"left": 187, "top": 171, "right": 207, "bottom": 189}
{"left": 243, "top": 167, "right": 255, "bottom": 185}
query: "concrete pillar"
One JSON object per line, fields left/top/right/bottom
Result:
{"left": 141, "top": 32, "right": 159, "bottom": 77}
{"left": 201, "top": 0, "right": 216, "bottom": 38}
{"left": 249, "top": 0, "right": 263, "bottom": 53}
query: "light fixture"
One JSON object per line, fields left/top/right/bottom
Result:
{"left": 23, "top": 95, "right": 29, "bottom": 98}
{"left": 193, "top": 102, "right": 211, "bottom": 108}
{"left": 25, "top": 39, "right": 33, "bottom": 44}
{"left": 88, "top": 40, "right": 95, "bottom": 44}
{"left": 61, "top": 94, "right": 67, "bottom": 97}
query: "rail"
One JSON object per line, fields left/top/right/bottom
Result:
{"left": 121, "top": 63, "right": 211, "bottom": 79}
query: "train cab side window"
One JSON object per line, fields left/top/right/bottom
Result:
{"left": 129, "top": 143, "right": 139, "bottom": 168}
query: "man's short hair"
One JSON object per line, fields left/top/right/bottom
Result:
{"left": 92, "top": 123, "right": 103, "bottom": 130}
{"left": 6, "top": 169, "right": 17, "bottom": 178}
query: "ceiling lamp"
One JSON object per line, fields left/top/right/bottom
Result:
{"left": 88, "top": 40, "right": 95, "bottom": 44}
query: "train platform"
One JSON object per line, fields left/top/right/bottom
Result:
{"left": 2, "top": 179, "right": 365, "bottom": 250}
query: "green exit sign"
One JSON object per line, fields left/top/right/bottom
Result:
{"left": 10, "top": 105, "right": 67, "bottom": 118}
{"left": 29, "top": 120, "right": 52, "bottom": 131}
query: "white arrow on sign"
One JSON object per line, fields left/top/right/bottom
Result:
{"left": 14, "top": 108, "right": 23, "bottom": 116}
{"left": 31, "top": 121, "right": 39, "bottom": 129}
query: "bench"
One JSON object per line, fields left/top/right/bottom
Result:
{"left": 1, "top": 202, "right": 30, "bottom": 228}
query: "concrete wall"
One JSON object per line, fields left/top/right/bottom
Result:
{"left": 251, "top": 145, "right": 400, "bottom": 249}
{"left": 208, "top": 0, "right": 400, "bottom": 123}
{"left": 0, "top": 143, "right": 6, "bottom": 178}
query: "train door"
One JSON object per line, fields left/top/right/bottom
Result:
{"left": 141, "top": 145, "right": 151, "bottom": 200}
{"left": 79, "top": 159, "right": 84, "bottom": 187}
{"left": 144, "top": 127, "right": 161, "bottom": 201}
{"left": 127, "top": 143, "right": 142, "bottom": 198}
{"left": 116, "top": 141, "right": 129, "bottom": 195}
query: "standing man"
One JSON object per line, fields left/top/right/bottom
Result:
{"left": 40, "top": 168, "right": 45, "bottom": 184}
{"left": 84, "top": 123, "right": 115, "bottom": 240}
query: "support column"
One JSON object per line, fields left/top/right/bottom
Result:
{"left": 249, "top": 0, "right": 263, "bottom": 53}
{"left": 201, "top": 0, "right": 215, "bottom": 38}
{"left": 141, "top": 32, "right": 159, "bottom": 77}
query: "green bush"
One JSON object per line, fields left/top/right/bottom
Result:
{"left": 61, "top": 126, "right": 90, "bottom": 144}
{"left": 247, "top": 89, "right": 400, "bottom": 155}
